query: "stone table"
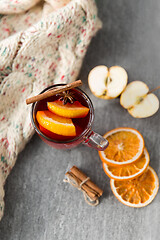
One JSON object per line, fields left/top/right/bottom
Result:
{"left": 0, "top": 0, "right": 160, "bottom": 239}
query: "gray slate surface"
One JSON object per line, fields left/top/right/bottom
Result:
{"left": 0, "top": 0, "right": 160, "bottom": 239}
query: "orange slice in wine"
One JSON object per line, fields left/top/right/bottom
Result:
{"left": 36, "top": 110, "right": 76, "bottom": 136}
{"left": 47, "top": 100, "right": 89, "bottom": 118}
{"left": 39, "top": 125, "right": 73, "bottom": 140}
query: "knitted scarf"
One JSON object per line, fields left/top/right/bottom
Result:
{"left": 0, "top": 0, "right": 102, "bottom": 220}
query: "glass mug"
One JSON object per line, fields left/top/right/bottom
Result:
{"left": 31, "top": 84, "right": 109, "bottom": 150}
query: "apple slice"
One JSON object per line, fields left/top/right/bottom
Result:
{"left": 88, "top": 65, "right": 128, "bottom": 99}
{"left": 120, "top": 81, "right": 159, "bottom": 118}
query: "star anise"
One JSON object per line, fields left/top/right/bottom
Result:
{"left": 58, "top": 90, "right": 76, "bottom": 105}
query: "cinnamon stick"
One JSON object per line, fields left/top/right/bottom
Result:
{"left": 65, "top": 172, "right": 97, "bottom": 200}
{"left": 65, "top": 166, "right": 103, "bottom": 201}
{"left": 26, "top": 80, "right": 82, "bottom": 105}
{"left": 71, "top": 166, "right": 103, "bottom": 197}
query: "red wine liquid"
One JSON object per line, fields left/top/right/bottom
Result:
{"left": 34, "top": 88, "right": 91, "bottom": 142}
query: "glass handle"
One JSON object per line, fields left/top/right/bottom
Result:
{"left": 83, "top": 131, "right": 109, "bottom": 151}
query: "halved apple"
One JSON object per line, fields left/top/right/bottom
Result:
{"left": 88, "top": 65, "right": 128, "bottom": 99}
{"left": 120, "top": 81, "right": 159, "bottom": 118}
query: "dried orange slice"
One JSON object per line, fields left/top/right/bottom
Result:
{"left": 36, "top": 110, "right": 76, "bottom": 136}
{"left": 103, "top": 148, "right": 149, "bottom": 181}
{"left": 110, "top": 166, "right": 159, "bottom": 208}
{"left": 47, "top": 100, "right": 89, "bottom": 118}
{"left": 99, "top": 127, "right": 144, "bottom": 166}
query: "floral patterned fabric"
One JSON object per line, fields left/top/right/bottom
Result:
{"left": 0, "top": 0, "right": 102, "bottom": 220}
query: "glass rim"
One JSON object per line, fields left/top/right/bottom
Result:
{"left": 31, "top": 83, "right": 94, "bottom": 144}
